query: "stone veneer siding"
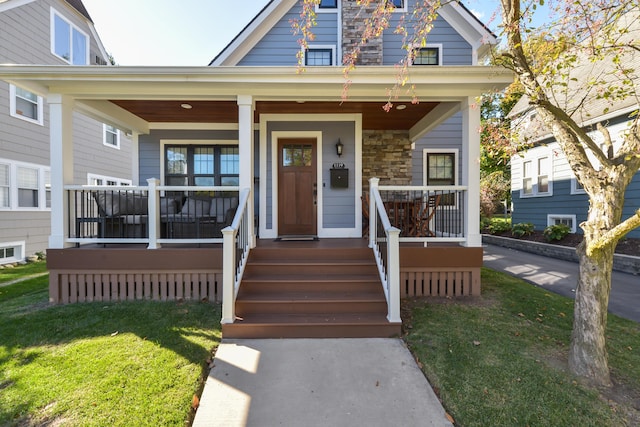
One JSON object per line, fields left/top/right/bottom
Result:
{"left": 362, "top": 130, "right": 412, "bottom": 191}
{"left": 342, "top": 1, "right": 382, "bottom": 65}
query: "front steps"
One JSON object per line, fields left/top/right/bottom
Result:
{"left": 222, "top": 242, "right": 401, "bottom": 338}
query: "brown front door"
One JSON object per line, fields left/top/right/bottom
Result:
{"left": 278, "top": 138, "right": 317, "bottom": 236}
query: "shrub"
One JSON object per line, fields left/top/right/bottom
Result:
{"left": 487, "top": 219, "right": 512, "bottom": 234}
{"left": 543, "top": 224, "right": 571, "bottom": 242}
{"left": 512, "top": 222, "right": 534, "bottom": 238}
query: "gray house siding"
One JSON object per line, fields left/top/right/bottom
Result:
{"left": 0, "top": 0, "right": 131, "bottom": 263}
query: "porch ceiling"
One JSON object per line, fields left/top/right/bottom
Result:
{"left": 110, "top": 100, "right": 439, "bottom": 130}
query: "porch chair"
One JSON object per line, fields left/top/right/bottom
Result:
{"left": 414, "top": 194, "right": 441, "bottom": 237}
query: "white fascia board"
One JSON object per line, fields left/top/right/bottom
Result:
{"left": 0, "top": 0, "right": 36, "bottom": 13}
{"left": 75, "top": 99, "right": 150, "bottom": 134}
{"left": 437, "top": 2, "right": 497, "bottom": 63}
{"left": 212, "top": 0, "right": 298, "bottom": 66}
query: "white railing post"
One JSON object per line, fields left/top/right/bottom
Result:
{"left": 221, "top": 227, "right": 236, "bottom": 324}
{"left": 369, "top": 177, "right": 379, "bottom": 248}
{"left": 146, "top": 178, "right": 160, "bottom": 249}
{"left": 387, "top": 228, "right": 401, "bottom": 323}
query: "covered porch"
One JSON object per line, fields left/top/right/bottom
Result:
{"left": 0, "top": 64, "right": 511, "bottom": 336}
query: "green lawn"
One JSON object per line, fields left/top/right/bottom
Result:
{"left": 404, "top": 268, "right": 640, "bottom": 427}
{"left": 0, "top": 269, "right": 222, "bottom": 426}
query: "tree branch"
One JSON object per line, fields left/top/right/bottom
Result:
{"left": 586, "top": 208, "right": 640, "bottom": 257}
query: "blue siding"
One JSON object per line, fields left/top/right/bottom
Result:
{"left": 411, "top": 113, "right": 463, "bottom": 185}
{"left": 239, "top": 5, "right": 338, "bottom": 66}
{"left": 384, "top": 12, "right": 472, "bottom": 65}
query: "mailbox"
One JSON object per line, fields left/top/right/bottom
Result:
{"left": 330, "top": 167, "right": 349, "bottom": 188}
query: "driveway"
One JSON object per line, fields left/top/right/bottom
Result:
{"left": 483, "top": 244, "right": 640, "bottom": 323}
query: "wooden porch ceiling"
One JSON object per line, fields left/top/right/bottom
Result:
{"left": 110, "top": 100, "right": 439, "bottom": 130}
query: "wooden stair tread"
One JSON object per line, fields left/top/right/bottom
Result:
{"left": 233, "top": 312, "right": 394, "bottom": 325}
{"left": 237, "top": 293, "right": 384, "bottom": 302}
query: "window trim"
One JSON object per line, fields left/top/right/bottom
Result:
{"left": 520, "top": 153, "right": 553, "bottom": 198}
{"left": 547, "top": 214, "right": 577, "bottom": 233}
{"left": 159, "top": 140, "right": 239, "bottom": 187}
{"left": 0, "top": 158, "right": 50, "bottom": 211}
{"left": 87, "top": 173, "right": 132, "bottom": 186}
{"left": 303, "top": 45, "right": 336, "bottom": 66}
{"left": 571, "top": 176, "right": 586, "bottom": 195}
{"left": 387, "top": 0, "right": 407, "bottom": 12}
{"left": 316, "top": 0, "right": 338, "bottom": 12}
{"left": 50, "top": 7, "right": 89, "bottom": 65}
{"left": 103, "top": 124, "right": 121, "bottom": 149}
{"left": 0, "top": 241, "right": 25, "bottom": 265}
{"left": 422, "top": 148, "right": 459, "bottom": 208}
{"left": 412, "top": 44, "right": 443, "bottom": 66}
{"left": 9, "top": 84, "right": 44, "bottom": 126}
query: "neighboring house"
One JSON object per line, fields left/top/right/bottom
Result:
{"left": 509, "top": 16, "right": 640, "bottom": 239}
{"left": 0, "top": 0, "right": 512, "bottom": 337}
{"left": 0, "top": 0, "right": 132, "bottom": 265}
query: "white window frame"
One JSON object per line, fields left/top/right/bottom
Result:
{"left": 388, "top": 0, "right": 407, "bottom": 12}
{"left": 303, "top": 45, "right": 337, "bottom": 66}
{"left": 411, "top": 44, "right": 443, "bottom": 66}
{"left": 422, "top": 148, "right": 459, "bottom": 208}
{"left": 520, "top": 153, "right": 553, "bottom": 198}
{"left": 547, "top": 214, "right": 577, "bottom": 233}
{"left": 571, "top": 176, "right": 586, "bottom": 195}
{"left": 0, "top": 162, "right": 9, "bottom": 209}
{"left": 87, "top": 173, "right": 132, "bottom": 186}
{"left": 0, "top": 159, "right": 50, "bottom": 211}
{"left": 0, "top": 241, "right": 25, "bottom": 265}
{"left": 50, "top": 7, "right": 89, "bottom": 65}
{"left": 103, "top": 124, "right": 121, "bottom": 149}
{"left": 9, "top": 84, "right": 44, "bottom": 126}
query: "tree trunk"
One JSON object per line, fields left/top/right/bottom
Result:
{"left": 570, "top": 239, "right": 613, "bottom": 387}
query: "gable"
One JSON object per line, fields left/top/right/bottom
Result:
{"left": 211, "top": 0, "right": 496, "bottom": 66}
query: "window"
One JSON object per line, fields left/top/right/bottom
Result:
{"left": 87, "top": 174, "right": 132, "bottom": 186}
{"left": 9, "top": 85, "right": 44, "bottom": 125}
{"left": 571, "top": 176, "right": 586, "bottom": 194}
{"left": 318, "top": 0, "right": 337, "bottom": 8}
{"left": 548, "top": 215, "right": 577, "bottom": 233}
{"left": 165, "top": 145, "right": 239, "bottom": 186}
{"left": 305, "top": 48, "right": 334, "bottom": 66}
{"left": 17, "top": 167, "right": 39, "bottom": 208}
{"left": 0, "top": 241, "right": 24, "bottom": 265}
{"left": 413, "top": 47, "right": 441, "bottom": 65}
{"left": 0, "top": 163, "right": 9, "bottom": 208}
{"left": 387, "top": 0, "right": 406, "bottom": 11}
{"left": 0, "top": 159, "right": 50, "bottom": 211}
{"left": 423, "top": 150, "right": 458, "bottom": 206}
{"left": 51, "top": 8, "right": 88, "bottom": 65}
{"left": 103, "top": 124, "right": 120, "bottom": 149}
{"left": 521, "top": 155, "right": 552, "bottom": 197}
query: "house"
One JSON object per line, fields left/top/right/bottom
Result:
{"left": 0, "top": 0, "right": 133, "bottom": 265}
{"left": 509, "top": 15, "right": 640, "bottom": 239}
{"left": 0, "top": 0, "right": 512, "bottom": 337}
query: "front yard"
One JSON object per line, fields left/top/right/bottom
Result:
{"left": 0, "top": 263, "right": 221, "bottom": 426}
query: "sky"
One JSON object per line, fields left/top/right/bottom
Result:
{"left": 81, "top": 0, "right": 504, "bottom": 66}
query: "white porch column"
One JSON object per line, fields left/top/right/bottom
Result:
{"left": 131, "top": 132, "right": 140, "bottom": 185}
{"left": 237, "top": 95, "right": 255, "bottom": 247}
{"left": 48, "top": 94, "right": 74, "bottom": 249}
{"left": 147, "top": 178, "right": 160, "bottom": 249}
{"left": 461, "top": 96, "right": 482, "bottom": 247}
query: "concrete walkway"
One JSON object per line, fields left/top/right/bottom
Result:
{"left": 483, "top": 244, "right": 640, "bottom": 323}
{"left": 192, "top": 338, "right": 452, "bottom": 427}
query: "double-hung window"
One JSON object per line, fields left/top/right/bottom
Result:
{"left": 0, "top": 163, "right": 9, "bottom": 208}
{"left": 51, "top": 8, "right": 88, "bottom": 65}
{"left": 17, "top": 167, "right": 39, "bottom": 208}
{"left": 424, "top": 150, "right": 458, "bottom": 206}
{"left": 165, "top": 145, "right": 239, "bottom": 186}
{"left": 103, "top": 124, "right": 120, "bottom": 149}
{"left": 521, "top": 155, "right": 552, "bottom": 197}
{"left": 10, "top": 85, "right": 43, "bottom": 125}
{"left": 0, "top": 159, "right": 50, "bottom": 210}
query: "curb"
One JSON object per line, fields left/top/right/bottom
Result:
{"left": 482, "top": 235, "right": 640, "bottom": 276}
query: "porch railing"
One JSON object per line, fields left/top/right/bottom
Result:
{"left": 221, "top": 188, "right": 251, "bottom": 324}
{"left": 66, "top": 179, "right": 240, "bottom": 247}
{"left": 376, "top": 185, "right": 468, "bottom": 244}
{"left": 369, "top": 178, "right": 401, "bottom": 323}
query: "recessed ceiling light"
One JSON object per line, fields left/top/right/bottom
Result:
{"left": 396, "top": 104, "right": 407, "bottom": 110}
{"left": 181, "top": 103, "right": 193, "bottom": 109}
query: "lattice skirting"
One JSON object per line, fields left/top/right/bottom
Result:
{"left": 400, "top": 267, "right": 480, "bottom": 297}
{"left": 49, "top": 270, "right": 223, "bottom": 304}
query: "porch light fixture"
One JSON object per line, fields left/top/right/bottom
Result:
{"left": 180, "top": 103, "right": 193, "bottom": 109}
{"left": 335, "top": 139, "right": 344, "bottom": 157}
{"left": 396, "top": 104, "right": 407, "bottom": 110}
